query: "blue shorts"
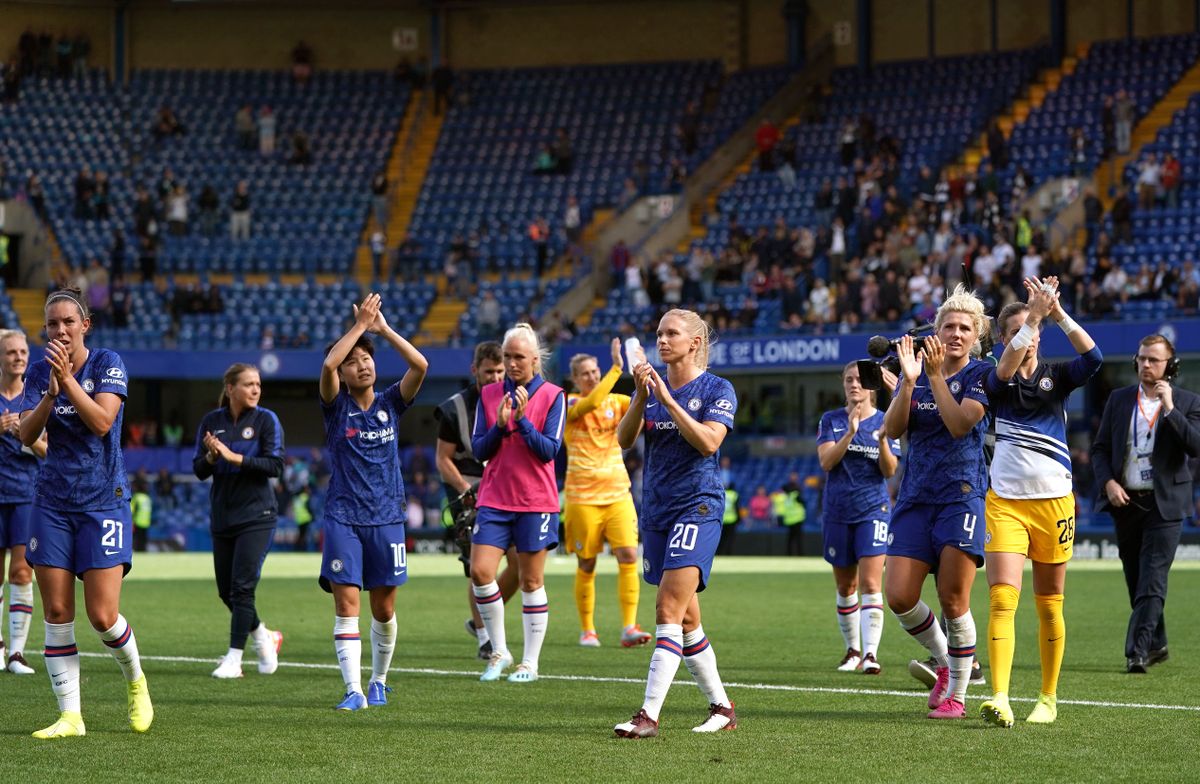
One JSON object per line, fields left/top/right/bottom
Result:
{"left": 0, "top": 503, "right": 32, "bottom": 549}
{"left": 889, "top": 498, "right": 985, "bottom": 568}
{"left": 641, "top": 519, "right": 721, "bottom": 593}
{"left": 25, "top": 502, "right": 133, "bottom": 577}
{"left": 823, "top": 518, "right": 889, "bottom": 567}
{"left": 319, "top": 520, "right": 408, "bottom": 592}
{"left": 472, "top": 507, "right": 559, "bottom": 554}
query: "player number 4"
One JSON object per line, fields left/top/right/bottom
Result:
{"left": 962, "top": 513, "right": 977, "bottom": 538}
{"left": 101, "top": 519, "right": 123, "bottom": 550}
{"left": 668, "top": 523, "right": 699, "bottom": 552}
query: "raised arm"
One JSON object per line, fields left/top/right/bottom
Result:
{"left": 321, "top": 293, "right": 380, "bottom": 404}
{"left": 569, "top": 339, "right": 624, "bottom": 421}
{"left": 924, "top": 337, "right": 987, "bottom": 438}
{"left": 884, "top": 336, "right": 920, "bottom": 440}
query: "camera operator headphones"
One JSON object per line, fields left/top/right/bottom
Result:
{"left": 1132, "top": 334, "right": 1180, "bottom": 381}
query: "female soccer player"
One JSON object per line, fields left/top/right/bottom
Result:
{"left": 817, "top": 361, "right": 899, "bottom": 674}
{"left": 194, "top": 363, "right": 286, "bottom": 679}
{"left": 564, "top": 338, "right": 651, "bottom": 649}
{"left": 883, "top": 285, "right": 990, "bottom": 720}
{"left": 470, "top": 323, "right": 565, "bottom": 683}
{"left": 19, "top": 289, "right": 152, "bottom": 738}
{"left": 319, "top": 293, "right": 428, "bottom": 710}
{"left": 613, "top": 309, "right": 738, "bottom": 738}
{"left": 0, "top": 330, "right": 46, "bottom": 675}
{"left": 979, "top": 277, "right": 1101, "bottom": 727}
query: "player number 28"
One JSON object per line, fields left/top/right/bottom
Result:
{"left": 668, "top": 522, "right": 699, "bottom": 552}
{"left": 1056, "top": 516, "right": 1075, "bottom": 545}
{"left": 101, "top": 518, "right": 123, "bottom": 549}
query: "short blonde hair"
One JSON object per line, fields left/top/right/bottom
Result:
{"left": 502, "top": 322, "right": 549, "bottom": 374}
{"left": 0, "top": 329, "right": 27, "bottom": 346}
{"left": 568, "top": 353, "right": 597, "bottom": 377}
{"left": 935, "top": 284, "right": 987, "bottom": 341}
{"left": 662, "top": 308, "right": 714, "bottom": 370}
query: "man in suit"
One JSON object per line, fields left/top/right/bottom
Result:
{"left": 1090, "top": 334, "right": 1200, "bottom": 673}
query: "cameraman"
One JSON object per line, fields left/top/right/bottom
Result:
{"left": 435, "top": 341, "right": 519, "bottom": 659}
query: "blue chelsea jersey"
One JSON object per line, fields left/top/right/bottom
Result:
{"left": 22, "top": 348, "right": 129, "bottom": 511}
{"left": 893, "top": 358, "right": 990, "bottom": 506}
{"left": 817, "top": 408, "right": 899, "bottom": 525}
{"left": 0, "top": 390, "right": 39, "bottom": 504}
{"left": 641, "top": 371, "right": 737, "bottom": 532}
{"left": 322, "top": 382, "right": 411, "bottom": 527}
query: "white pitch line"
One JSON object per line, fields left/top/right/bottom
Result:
{"left": 77, "top": 652, "right": 1200, "bottom": 713}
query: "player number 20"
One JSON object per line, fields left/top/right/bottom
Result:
{"left": 668, "top": 523, "right": 699, "bottom": 552}
{"left": 101, "top": 519, "right": 123, "bottom": 549}
{"left": 390, "top": 543, "right": 407, "bottom": 570}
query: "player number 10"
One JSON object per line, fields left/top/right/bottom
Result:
{"left": 390, "top": 543, "right": 407, "bottom": 570}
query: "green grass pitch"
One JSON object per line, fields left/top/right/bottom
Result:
{"left": 0, "top": 554, "right": 1196, "bottom": 782}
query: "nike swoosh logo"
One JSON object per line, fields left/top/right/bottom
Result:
{"left": 393, "top": 569, "right": 405, "bottom": 576}
{"left": 990, "top": 637, "right": 1006, "bottom": 641}
{"left": 1048, "top": 636, "right": 1063, "bottom": 642}
{"left": 348, "top": 412, "right": 362, "bottom": 417}
{"left": 957, "top": 542, "right": 973, "bottom": 548}
{"left": 832, "top": 427, "right": 845, "bottom": 432}
{"left": 50, "top": 670, "right": 66, "bottom": 678}
{"left": 669, "top": 551, "right": 683, "bottom": 558}
{"left": 104, "top": 549, "right": 120, "bottom": 556}
{"left": 538, "top": 535, "right": 548, "bottom": 541}
{"left": 213, "top": 430, "right": 225, "bottom": 435}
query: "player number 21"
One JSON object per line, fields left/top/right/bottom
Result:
{"left": 101, "top": 519, "right": 123, "bottom": 549}
{"left": 668, "top": 523, "right": 699, "bottom": 551}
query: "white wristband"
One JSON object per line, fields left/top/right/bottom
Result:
{"left": 1009, "top": 323, "right": 1036, "bottom": 351}
{"left": 1057, "top": 314, "right": 1079, "bottom": 335}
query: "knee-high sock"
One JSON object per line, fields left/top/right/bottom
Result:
{"left": 894, "top": 601, "right": 948, "bottom": 666}
{"left": 370, "top": 614, "right": 397, "bottom": 685}
{"left": 860, "top": 592, "right": 884, "bottom": 657}
{"left": 946, "top": 611, "right": 976, "bottom": 703}
{"left": 682, "top": 625, "right": 730, "bottom": 708}
{"left": 473, "top": 581, "right": 507, "bottom": 656}
{"left": 334, "top": 616, "right": 362, "bottom": 693}
{"left": 988, "top": 584, "right": 1020, "bottom": 696}
{"left": 574, "top": 568, "right": 596, "bottom": 632}
{"left": 521, "top": 587, "right": 549, "bottom": 670}
{"left": 97, "top": 615, "right": 143, "bottom": 682}
{"left": 836, "top": 592, "right": 861, "bottom": 651}
{"left": 617, "top": 562, "right": 640, "bottom": 629}
{"left": 642, "top": 624, "right": 683, "bottom": 722}
{"left": 1035, "top": 593, "right": 1065, "bottom": 697}
{"left": 8, "top": 582, "right": 34, "bottom": 655}
{"left": 44, "top": 621, "right": 81, "bottom": 713}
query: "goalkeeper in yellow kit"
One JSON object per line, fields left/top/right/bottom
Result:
{"left": 563, "top": 339, "right": 651, "bottom": 647}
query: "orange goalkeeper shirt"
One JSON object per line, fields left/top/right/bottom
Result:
{"left": 564, "top": 366, "right": 632, "bottom": 505}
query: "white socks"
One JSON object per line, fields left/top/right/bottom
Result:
{"left": 97, "top": 614, "right": 143, "bottom": 682}
{"left": 946, "top": 611, "right": 976, "bottom": 702}
{"left": 520, "top": 588, "right": 549, "bottom": 671}
{"left": 224, "top": 647, "right": 244, "bottom": 665}
{"left": 682, "top": 625, "right": 730, "bottom": 708}
{"left": 7, "top": 582, "right": 33, "bottom": 655}
{"left": 44, "top": 621, "right": 81, "bottom": 713}
{"left": 641, "top": 624, "right": 683, "bottom": 722}
{"left": 895, "top": 601, "right": 948, "bottom": 667}
{"left": 861, "top": 592, "right": 885, "bottom": 657}
{"left": 334, "top": 616, "right": 362, "bottom": 693}
{"left": 250, "top": 622, "right": 271, "bottom": 650}
{"left": 836, "top": 592, "right": 861, "bottom": 651}
{"left": 473, "top": 581, "right": 507, "bottom": 656}
{"left": 371, "top": 614, "right": 397, "bottom": 685}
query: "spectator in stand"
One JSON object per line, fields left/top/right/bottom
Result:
{"left": 291, "top": 41, "right": 313, "bottom": 86}
{"left": 26, "top": 174, "right": 46, "bottom": 220}
{"left": 166, "top": 184, "right": 190, "bottom": 236}
{"left": 609, "top": 240, "right": 630, "bottom": 291}
{"left": 667, "top": 158, "right": 687, "bottom": 192}
{"left": 1068, "top": 127, "right": 1088, "bottom": 177}
{"left": 432, "top": 60, "right": 453, "bottom": 116}
{"left": 370, "top": 232, "right": 387, "bottom": 282}
{"left": 529, "top": 217, "right": 550, "bottom": 279}
{"left": 90, "top": 170, "right": 111, "bottom": 220}
{"left": 235, "top": 104, "right": 255, "bottom": 151}
{"left": 564, "top": 195, "right": 582, "bottom": 251}
{"left": 74, "top": 166, "right": 95, "bottom": 219}
{"left": 371, "top": 170, "right": 388, "bottom": 230}
{"left": 55, "top": 35, "right": 72, "bottom": 78}
{"left": 532, "top": 145, "right": 556, "bottom": 175}
{"left": 288, "top": 131, "right": 312, "bottom": 166}
{"left": 1010, "top": 166, "right": 1031, "bottom": 215}
{"left": 1110, "top": 188, "right": 1133, "bottom": 244}
{"left": 779, "top": 275, "right": 806, "bottom": 329}
{"left": 1161, "top": 153, "right": 1181, "bottom": 209}
{"left": 1137, "top": 153, "right": 1161, "bottom": 209}
{"left": 748, "top": 486, "right": 772, "bottom": 528}
{"left": 1101, "top": 94, "right": 1116, "bottom": 157}
{"left": 137, "top": 235, "right": 158, "bottom": 283}
{"left": 553, "top": 128, "right": 573, "bottom": 175}
{"left": 808, "top": 278, "right": 833, "bottom": 331}
{"left": 109, "top": 275, "right": 130, "bottom": 328}
{"left": 152, "top": 106, "right": 185, "bottom": 143}
{"left": 1, "top": 57, "right": 20, "bottom": 104}
{"left": 71, "top": 33, "right": 90, "bottom": 79}
{"left": 1101, "top": 259, "right": 1128, "bottom": 305}
{"left": 1083, "top": 186, "right": 1103, "bottom": 248}
{"left": 108, "top": 229, "right": 126, "bottom": 281}
{"left": 1114, "top": 89, "right": 1134, "bottom": 154}
{"left": 987, "top": 120, "right": 1008, "bottom": 169}
{"left": 197, "top": 185, "right": 220, "bottom": 237}
{"left": 839, "top": 120, "right": 857, "bottom": 166}
{"left": 230, "top": 181, "right": 251, "bottom": 240}
{"left": 756, "top": 118, "right": 780, "bottom": 172}
{"left": 1083, "top": 279, "right": 1115, "bottom": 318}
{"left": 258, "top": 106, "right": 276, "bottom": 157}
{"left": 85, "top": 258, "right": 110, "bottom": 326}
{"left": 1021, "top": 245, "right": 1042, "bottom": 281}
{"left": 477, "top": 290, "right": 502, "bottom": 337}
